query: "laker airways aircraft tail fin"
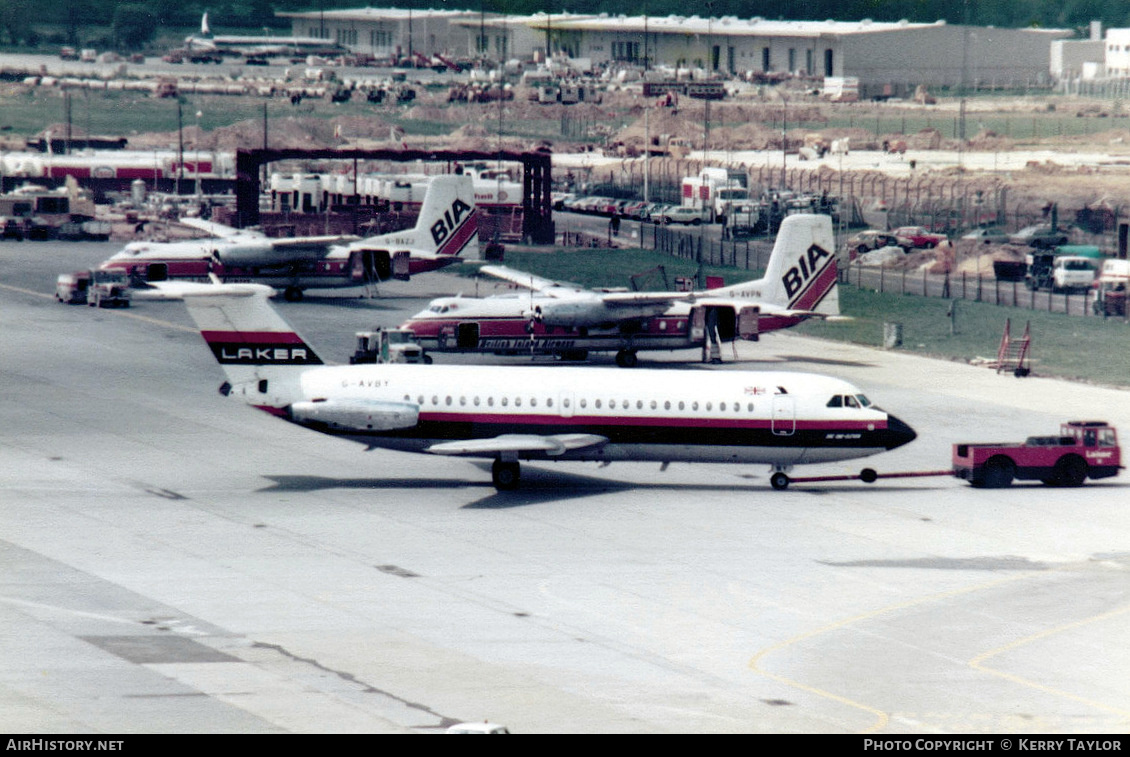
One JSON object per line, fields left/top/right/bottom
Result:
{"left": 177, "top": 283, "right": 320, "bottom": 411}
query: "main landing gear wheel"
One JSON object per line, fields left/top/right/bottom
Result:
{"left": 492, "top": 460, "right": 521, "bottom": 491}
{"left": 283, "top": 286, "right": 304, "bottom": 302}
{"left": 615, "top": 349, "right": 638, "bottom": 368}
{"left": 770, "top": 472, "right": 790, "bottom": 490}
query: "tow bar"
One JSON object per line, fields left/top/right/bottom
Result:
{"left": 771, "top": 468, "right": 954, "bottom": 490}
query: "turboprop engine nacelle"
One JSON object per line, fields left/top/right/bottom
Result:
{"left": 529, "top": 300, "right": 618, "bottom": 329}
{"left": 289, "top": 399, "right": 419, "bottom": 432}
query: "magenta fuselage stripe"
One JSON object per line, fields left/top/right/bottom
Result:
{"left": 415, "top": 411, "right": 886, "bottom": 431}
{"left": 202, "top": 330, "right": 305, "bottom": 344}
{"left": 404, "top": 313, "right": 804, "bottom": 340}
{"left": 437, "top": 210, "right": 477, "bottom": 257}
{"left": 791, "top": 260, "right": 837, "bottom": 311}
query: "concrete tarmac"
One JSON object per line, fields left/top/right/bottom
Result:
{"left": 2, "top": 240, "right": 1129, "bottom": 733}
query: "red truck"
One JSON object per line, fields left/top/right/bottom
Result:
{"left": 953, "top": 421, "right": 1121, "bottom": 488}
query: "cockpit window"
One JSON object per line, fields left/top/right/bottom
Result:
{"left": 828, "top": 394, "right": 872, "bottom": 409}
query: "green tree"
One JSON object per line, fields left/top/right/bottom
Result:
{"left": 0, "top": 0, "right": 33, "bottom": 45}
{"left": 112, "top": 4, "right": 158, "bottom": 49}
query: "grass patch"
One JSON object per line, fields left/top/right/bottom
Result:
{"left": 454, "top": 246, "right": 1130, "bottom": 388}
{"left": 450, "top": 247, "right": 757, "bottom": 291}
{"left": 0, "top": 88, "right": 316, "bottom": 137}
{"left": 794, "top": 288, "right": 1130, "bottom": 387}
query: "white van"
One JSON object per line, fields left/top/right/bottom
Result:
{"left": 1051, "top": 256, "right": 1097, "bottom": 293}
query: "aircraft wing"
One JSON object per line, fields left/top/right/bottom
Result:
{"left": 426, "top": 433, "right": 608, "bottom": 457}
{"left": 482, "top": 265, "right": 692, "bottom": 310}
{"left": 179, "top": 218, "right": 357, "bottom": 255}
{"left": 179, "top": 217, "right": 267, "bottom": 239}
{"left": 479, "top": 265, "right": 586, "bottom": 296}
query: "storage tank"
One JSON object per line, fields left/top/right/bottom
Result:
{"left": 131, "top": 178, "right": 146, "bottom": 206}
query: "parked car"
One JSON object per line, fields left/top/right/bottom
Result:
{"left": 1, "top": 216, "right": 25, "bottom": 241}
{"left": 573, "top": 196, "right": 606, "bottom": 214}
{"left": 640, "top": 202, "right": 666, "bottom": 222}
{"left": 560, "top": 195, "right": 586, "bottom": 212}
{"left": 893, "top": 226, "right": 948, "bottom": 249}
{"left": 1009, "top": 224, "right": 1069, "bottom": 249}
{"left": 581, "top": 198, "right": 604, "bottom": 215}
{"left": 620, "top": 200, "right": 649, "bottom": 220}
{"left": 656, "top": 205, "right": 710, "bottom": 225}
{"left": 605, "top": 199, "right": 632, "bottom": 217}
{"left": 961, "top": 226, "right": 1011, "bottom": 244}
{"left": 847, "top": 229, "right": 905, "bottom": 255}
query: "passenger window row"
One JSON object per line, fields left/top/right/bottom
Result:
{"left": 406, "top": 394, "right": 759, "bottom": 414}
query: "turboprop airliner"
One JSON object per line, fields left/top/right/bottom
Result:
{"left": 400, "top": 213, "right": 839, "bottom": 366}
{"left": 173, "top": 282, "right": 915, "bottom": 491}
{"left": 100, "top": 174, "right": 479, "bottom": 302}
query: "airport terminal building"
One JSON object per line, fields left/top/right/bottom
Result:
{"left": 281, "top": 7, "right": 1071, "bottom": 98}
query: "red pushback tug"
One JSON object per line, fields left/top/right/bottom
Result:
{"left": 953, "top": 421, "right": 1122, "bottom": 488}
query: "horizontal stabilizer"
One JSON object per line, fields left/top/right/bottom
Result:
{"left": 427, "top": 433, "right": 608, "bottom": 457}
{"left": 135, "top": 280, "right": 276, "bottom": 299}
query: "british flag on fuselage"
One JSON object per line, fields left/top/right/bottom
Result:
{"left": 98, "top": 175, "right": 479, "bottom": 302}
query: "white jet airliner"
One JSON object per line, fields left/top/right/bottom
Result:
{"left": 182, "top": 12, "right": 347, "bottom": 59}
{"left": 101, "top": 174, "right": 479, "bottom": 302}
{"left": 173, "top": 283, "right": 916, "bottom": 491}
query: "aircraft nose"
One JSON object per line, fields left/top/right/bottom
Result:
{"left": 884, "top": 414, "right": 917, "bottom": 450}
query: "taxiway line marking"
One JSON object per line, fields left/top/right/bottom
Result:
{"left": 968, "top": 602, "right": 1130, "bottom": 719}
{"left": 0, "top": 282, "right": 197, "bottom": 333}
{"left": 748, "top": 573, "right": 1034, "bottom": 733}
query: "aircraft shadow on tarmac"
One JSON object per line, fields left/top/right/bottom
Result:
{"left": 255, "top": 466, "right": 950, "bottom": 509}
{"left": 818, "top": 556, "right": 1053, "bottom": 571}
{"left": 768, "top": 354, "right": 878, "bottom": 368}
{"left": 256, "top": 466, "right": 775, "bottom": 508}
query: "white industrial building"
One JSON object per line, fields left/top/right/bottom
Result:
{"left": 278, "top": 7, "right": 477, "bottom": 59}
{"left": 534, "top": 15, "right": 1070, "bottom": 97}
{"left": 1103, "top": 28, "right": 1130, "bottom": 77}
{"left": 279, "top": 7, "right": 1072, "bottom": 98}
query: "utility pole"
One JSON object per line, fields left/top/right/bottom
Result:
{"left": 643, "top": 104, "right": 649, "bottom": 203}
{"left": 479, "top": 0, "right": 486, "bottom": 59}
{"left": 176, "top": 99, "right": 183, "bottom": 196}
